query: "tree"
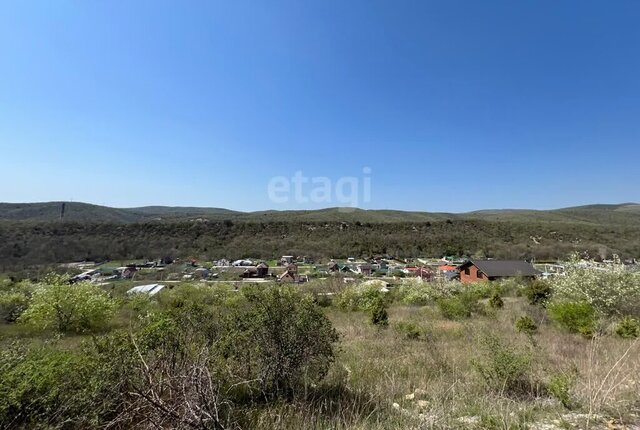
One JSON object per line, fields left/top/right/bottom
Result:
{"left": 229, "top": 287, "right": 339, "bottom": 397}
{"left": 19, "top": 275, "right": 115, "bottom": 333}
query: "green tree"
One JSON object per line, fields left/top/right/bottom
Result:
{"left": 229, "top": 287, "right": 340, "bottom": 398}
{"left": 19, "top": 275, "right": 115, "bottom": 333}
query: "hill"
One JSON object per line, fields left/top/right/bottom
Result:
{"left": 1, "top": 201, "right": 639, "bottom": 226}
{"left": 1, "top": 202, "right": 639, "bottom": 271}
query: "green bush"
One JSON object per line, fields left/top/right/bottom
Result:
{"left": 0, "top": 344, "right": 109, "bottom": 429}
{"left": 471, "top": 282, "right": 495, "bottom": 299}
{"left": 0, "top": 291, "right": 29, "bottom": 323}
{"left": 370, "top": 298, "right": 389, "bottom": 327}
{"left": 489, "top": 292, "right": 504, "bottom": 309}
{"left": 524, "top": 280, "right": 553, "bottom": 306}
{"left": 229, "top": 287, "right": 340, "bottom": 397}
{"left": 397, "top": 280, "right": 460, "bottom": 306}
{"left": 19, "top": 279, "right": 116, "bottom": 334}
{"left": 547, "top": 371, "right": 577, "bottom": 409}
{"left": 471, "top": 335, "right": 533, "bottom": 396}
{"left": 615, "top": 316, "right": 640, "bottom": 339}
{"left": 394, "top": 321, "right": 423, "bottom": 340}
{"left": 515, "top": 316, "right": 538, "bottom": 335}
{"left": 437, "top": 291, "right": 480, "bottom": 320}
{"left": 437, "top": 296, "right": 470, "bottom": 319}
{"left": 336, "top": 281, "right": 388, "bottom": 312}
{"left": 548, "top": 301, "right": 597, "bottom": 336}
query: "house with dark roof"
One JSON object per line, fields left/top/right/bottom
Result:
{"left": 458, "top": 260, "right": 541, "bottom": 283}
{"left": 356, "top": 264, "right": 373, "bottom": 276}
{"left": 256, "top": 262, "right": 269, "bottom": 277}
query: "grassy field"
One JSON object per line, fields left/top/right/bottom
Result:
{"left": 247, "top": 299, "right": 639, "bottom": 429}
{"left": 2, "top": 267, "right": 640, "bottom": 429}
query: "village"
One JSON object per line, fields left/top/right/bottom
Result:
{"left": 62, "top": 253, "right": 640, "bottom": 297}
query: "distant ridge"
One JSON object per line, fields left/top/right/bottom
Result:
{"left": 1, "top": 201, "right": 639, "bottom": 226}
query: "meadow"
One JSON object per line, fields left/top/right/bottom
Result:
{"left": 1, "top": 264, "right": 639, "bottom": 429}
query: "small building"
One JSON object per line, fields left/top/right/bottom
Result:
{"left": 356, "top": 264, "right": 373, "bottom": 276}
{"left": 256, "top": 262, "right": 269, "bottom": 277}
{"left": 327, "top": 261, "right": 340, "bottom": 272}
{"left": 410, "top": 267, "right": 434, "bottom": 281}
{"left": 241, "top": 268, "right": 258, "bottom": 279}
{"left": 339, "top": 264, "right": 356, "bottom": 273}
{"left": 280, "top": 256, "right": 295, "bottom": 265}
{"left": 114, "top": 266, "right": 137, "bottom": 279}
{"left": 278, "top": 270, "right": 296, "bottom": 283}
{"left": 127, "top": 284, "right": 165, "bottom": 296}
{"left": 458, "top": 260, "right": 540, "bottom": 283}
{"left": 285, "top": 263, "right": 298, "bottom": 274}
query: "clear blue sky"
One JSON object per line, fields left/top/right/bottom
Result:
{"left": 1, "top": 0, "right": 638, "bottom": 212}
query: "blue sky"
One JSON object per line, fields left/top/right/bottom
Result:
{"left": 1, "top": 0, "right": 638, "bottom": 212}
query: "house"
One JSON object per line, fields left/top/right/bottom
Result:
{"left": 114, "top": 266, "right": 137, "bottom": 279}
{"left": 438, "top": 264, "right": 458, "bottom": 273}
{"left": 285, "top": 263, "right": 298, "bottom": 274}
{"left": 339, "top": 264, "right": 356, "bottom": 273}
{"left": 278, "top": 263, "right": 306, "bottom": 283}
{"left": 256, "top": 262, "right": 269, "bottom": 277}
{"left": 356, "top": 264, "right": 373, "bottom": 276}
{"left": 278, "top": 270, "right": 296, "bottom": 283}
{"left": 458, "top": 260, "right": 541, "bottom": 283}
{"left": 409, "top": 267, "right": 434, "bottom": 281}
{"left": 327, "top": 261, "right": 340, "bottom": 272}
{"left": 280, "top": 256, "right": 295, "bottom": 265}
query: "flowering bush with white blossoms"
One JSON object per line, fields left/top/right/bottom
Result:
{"left": 552, "top": 256, "right": 640, "bottom": 316}
{"left": 397, "top": 279, "right": 462, "bottom": 306}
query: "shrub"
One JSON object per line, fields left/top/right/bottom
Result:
{"left": 437, "top": 291, "right": 480, "bottom": 320}
{"left": 515, "top": 316, "right": 538, "bottom": 335}
{"left": 471, "top": 282, "right": 495, "bottom": 299}
{"left": 524, "top": 280, "right": 553, "bottom": 306}
{"left": 548, "top": 301, "right": 597, "bottom": 336}
{"left": 370, "top": 298, "right": 389, "bottom": 327}
{"left": 0, "top": 344, "right": 107, "bottom": 428}
{"left": 394, "top": 321, "right": 423, "bottom": 340}
{"left": 19, "top": 278, "right": 116, "bottom": 334}
{"left": 553, "top": 262, "right": 640, "bottom": 316}
{"left": 230, "top": 287, "right": 340, "bottom": 397}
{"left": 336, "top": 281, "right": 388, "bottom": 311}
{"left": 471, "top": 335, "right": 533, "bottom": 396}
{"left": 547, "top": 371, "right": 577, "bottom": 409}
{"left": 0, "top": 291, "right": 29, "bottom": 323}
{"left": 397, "top": 279, "right": 461, "bottom": 306}
{"left": 437, "top": 296, "right": 470, "bottom": 319}
{"left": 615, "top": 316, "right": 640, "bottom": 339}
{"left": 489, "top": 292, "right": 504, "bottom": 309}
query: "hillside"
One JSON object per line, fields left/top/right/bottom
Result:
{"left": 1, "top": 202, "right": 639, "bottom": 270}
{"left": 1, "top": 201, "right": 639, "bottom": 226}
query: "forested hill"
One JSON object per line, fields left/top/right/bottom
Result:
{"left": 1, "top": 201, "right": 640, "bottom": 226}
{"left": 1, "top": 202, "right": 640, "bottom": 270}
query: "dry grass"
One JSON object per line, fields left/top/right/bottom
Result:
{"left": 249, "top": 297, "right": 640, "bottom": 429}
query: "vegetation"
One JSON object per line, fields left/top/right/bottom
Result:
{"left": 515, "top": 315, "right": 538, "bottom": 335}
{"left": 524, "top": 279, "right": 553, "bottom": 306}
{"left": 19, "top": 275, "right": 116, "bottom": 333}
{"left": 2, "top": 203, "right": 640, "bottom": 271}
{"left": 615, "top": 316, "right": 640, "bottom": 339}
{"left": 1, "top": 265, "right": 640, "bottom": 428}
{"left": 548, "top": 301, "right": 597, "bottom": 336}
{"left": 488, "top": 291, "right": 504, "bottom": 309}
